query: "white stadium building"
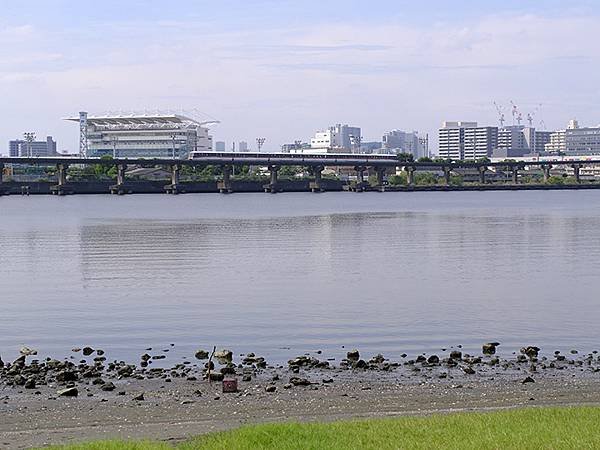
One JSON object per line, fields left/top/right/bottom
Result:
{"left": 66, "top": 112, "right": 216, "bottom": 159}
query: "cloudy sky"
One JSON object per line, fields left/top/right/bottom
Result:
{"left": 1, "top": 0, "right": 599, "bottom": 154}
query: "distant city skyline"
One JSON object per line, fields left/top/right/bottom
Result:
{"left": 1, "top": 0, "right": 600, "bottom": 154}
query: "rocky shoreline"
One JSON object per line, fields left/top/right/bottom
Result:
{"left": 1, "top": 342, "right": 600, "bottom": 448}
{"left": 2, "top": 342, "right": 598, "bottom": 397}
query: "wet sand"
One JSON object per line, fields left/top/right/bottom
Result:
{"left": 2, "top": 346, "right": 600, "bottom": 449}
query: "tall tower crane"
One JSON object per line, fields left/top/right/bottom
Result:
{"left": 510, "top": 100, "right": 523, "bottom": 126}
{"left": 493, "top": 101, "right": 505, "bottom": 127}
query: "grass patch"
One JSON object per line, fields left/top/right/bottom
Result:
{"left": 45, "top": 407, "right": 600, "bottom": 449}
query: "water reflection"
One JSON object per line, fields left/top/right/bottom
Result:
{"left": 1, "top": 192, "right": 600, "bottom": 362}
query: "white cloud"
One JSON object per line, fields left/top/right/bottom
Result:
{"left": 1, "top": 12, "right": 600, "bottom": 153}
{"left": 0, "top": 24, "right": 35, "bottom": 41}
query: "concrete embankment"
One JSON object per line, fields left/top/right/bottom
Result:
{"left": 0, "top": 180, "right": 344, "bottom": 195}
{"left": 1, "top": 180, "right": 600, "bottom": 195}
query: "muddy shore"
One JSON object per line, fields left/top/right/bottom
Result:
{"left": 1, "top": 344, "right": 600, "bottom": 449}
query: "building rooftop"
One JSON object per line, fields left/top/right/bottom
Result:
{"left": 65, "top": 113, "right": 200, "bottom": 126}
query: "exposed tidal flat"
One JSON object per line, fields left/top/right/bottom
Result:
{"left": 2, "top": 343, "right": 600, "bottom": 448}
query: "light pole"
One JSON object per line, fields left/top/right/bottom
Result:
{"left": 256, "top": 137, "right": 266, "bottom": 153}
{"left": 23, "top": 132, "right": 36, "bottom": 157}
{"left": 111, "top": 136, "right": 119, "bottom": 159}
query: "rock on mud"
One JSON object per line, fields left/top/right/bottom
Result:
{"left": 482, "top": 343, "right": 500, "bottom": 355}
{"left": 195, "top": 350, "right": 209, "bottom": 360}
{"left": 57, "top": 387, "right": 78, "bottom": 397}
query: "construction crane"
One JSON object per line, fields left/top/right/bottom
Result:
{"left": 493, "top": 101, "right": 505, "bottom": 127}
{"left": 526, "top": 104, "right": 543, "bottom": 128}
{"left": 510, "top": 101, "right": 523, "bottom": 126}
{"left": 527, "top": 113, "right": 534, "bottom": 127}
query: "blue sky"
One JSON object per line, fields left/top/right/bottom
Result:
{"left": 1, "top": 0, "right": 599, "bottom": 153}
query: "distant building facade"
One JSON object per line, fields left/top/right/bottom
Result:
{"left": 281, "top": 142, "right": 310, "bottom": 153}
{"left": 382, "top": 130, "right": 428, "bottom": 158}
{"left": 360, "top": 141, "right": 384, "bottom": 153}
{"left": 238, "top": 141, "right": 249, "bottom": 152}
{"left": 534, "top": 130, "right": 553, "bottom": 153}
{"left": 214, "top": 141, "right": 226, "bottom": 151}
{"left": 9, "top": 136, "right": 57, "bottom": 157}
{"left": 438, "top": 122, "right": 497, "bottom": 160}
{"left": 66, "top": 112, "right": 213, "bottom": 159}
{"left": 310, "top": 124, "right": 361, "bottom": 153}
{"left": 495, "top": 125, "right": 553, "bottom": 157}
{"left": 545, "top": 120, "right": 600, "bottom": 156}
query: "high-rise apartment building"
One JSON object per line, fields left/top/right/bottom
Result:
{"left": 438, "top": 122, "right": 497, "bottom": 160}
{"left": 494, "top": 125, "right": 553, "bottom": 156}
{"left": 534, "top": 131, "right": 553, "bottom": 153}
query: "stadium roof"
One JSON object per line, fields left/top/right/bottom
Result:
{"left": 64, "top": 113, "right": 200, "bottom": 126}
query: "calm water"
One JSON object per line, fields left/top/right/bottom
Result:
{"left": 1, "top": 191, "right": 600, "bottom": 363}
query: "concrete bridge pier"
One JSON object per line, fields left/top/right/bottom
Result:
{"left": 541, "top": 164, "right": 552, "bottom": 183}
{"left": 442, "top": 167, "right": 451, "bottom": 186}
{"left": 354, "top": 166, "right": 366, "bottom": 192}
{"left": 405, "top": 166, "right": 416, "bottom": 186}
{"left": 572, "top": 164, "right": 581, "bottom": 184}
{"left": 0, "top": 163, "right": 4, "bottom": 196}
{"left": 164, "top": 164, "right": 181, "bottom": 194}
{"left": 309, "top": 165, "right": 324, "bottom": 193}
{"left": 374, "top": 167, "right": 387, "bottom": 192}
{"left": 511, "top": 167, "right": 519, "bottom": 184}
{"left": 478, "top": 166, "right": 487, "bottom": 184}
{"left": 110, "top": 164, "right": 128, "bottom": 195}
{"left": 50, "top": 163, "right": 72, "bottom": 195}
{"left": 263, "top": 165, "right": 279, "bottom": 193}
{"left": 218, "top": 165, "right": 233, "bottom": 194}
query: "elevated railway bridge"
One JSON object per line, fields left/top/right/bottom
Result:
{"left": 1, "top": 153, "right": 599, "bottom": 195}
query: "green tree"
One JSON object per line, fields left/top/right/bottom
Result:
{"left": 546, "top": 175, "right": 564, "bottom": 185}
{"left": 450, "top": 174, "right": 463, "bottom": 186}
{"left": 397, "top": 152, "right": 414, "bottom": 162}
{"left": 388, "top": 174, "right": 407, "bottom": 185}
{"left": 278, "top": 165, "right": 304, "bottom": 179}
{"left": 415, "top": 172, "right": 438, "bottom": 185}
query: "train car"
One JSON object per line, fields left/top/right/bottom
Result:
{"left": 188, "top": 151, "right": 399, "bottom": 163}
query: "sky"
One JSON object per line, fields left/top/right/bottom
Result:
{"left": 1, "top": 0, "right": 600, "bottom": 154}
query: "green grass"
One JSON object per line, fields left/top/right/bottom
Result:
{"left": 45, "top": 407, "right": 600, "bottom": 450}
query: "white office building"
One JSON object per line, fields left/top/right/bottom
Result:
{"left": 545, "top": 120, "right": 600, "bottom": 155}
{"left": 309, "top": 124, "right": 361, "bottom": 153}
{"left": 66, "top": 112, "right": 214, "bottom": 159}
